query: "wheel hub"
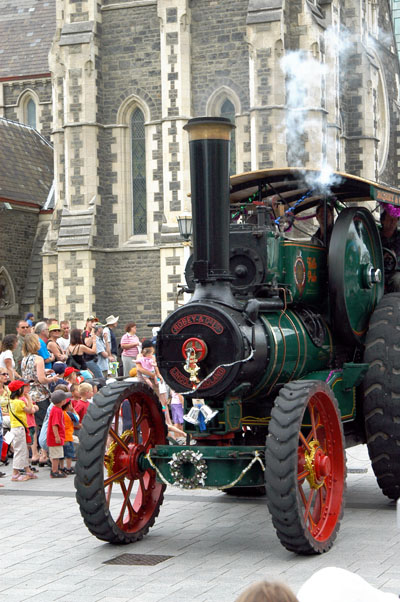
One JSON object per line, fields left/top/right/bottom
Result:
{"left": 128, "top": 443, "right": 146, "bottom": 480}
{"left": 105, "top": 430, "right": 146, "bottom": 482}
{"left": 304, "top": 440, "right": 331, "bottom": 489}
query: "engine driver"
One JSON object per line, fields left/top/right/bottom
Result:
{"left": 379, "top": 203, "right": 400, "bottom": 292}
{"left": 311, "top": 200, "right": 334, "bottom": 247}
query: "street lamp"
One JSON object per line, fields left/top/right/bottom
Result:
{"left": 177, "top": 212, "right": 193, "bottom": 242}
{"left": 177, "top": 212, "right": 192, "bottom": 304}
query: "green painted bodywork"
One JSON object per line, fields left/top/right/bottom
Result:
{"left": 149, "top": 445, "right": 265, "bottom": 488}
{"left": 300, "top": 363, "right": 368, "bottom": 421}
{"left": 266, "top": 231, "right": 328, "bottom": 304}
{"left": 247, "top": 309, "right": 332, "bottom": 400}
{"left": 282, "top": 241, "right": 328, "bottom": 303}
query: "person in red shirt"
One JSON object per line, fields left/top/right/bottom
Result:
{"left": 47, "top": 390, "right": 68, "bottom": 478}
{"left": 72, "top": 382, "right": 93, "bottom": 422}
{"left": 62, "top": 399, "right": 79, "bottom": 474}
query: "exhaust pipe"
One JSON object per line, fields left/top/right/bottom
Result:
{"left": 183, "top": 117, "right": 236, "bottom": 303}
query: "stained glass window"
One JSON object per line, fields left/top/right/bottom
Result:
{"left": 27, "top": 98, "right": 36, "bottom": 129}
{"left": 220, "top": 99, "right": 236, "bottom": 175}
{"left": 131, "top": 108, "right": 147, "bottom": 235}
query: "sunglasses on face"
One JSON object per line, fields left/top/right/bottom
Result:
{"left": 0, "top": 373, "right": 8, "bottom": 376}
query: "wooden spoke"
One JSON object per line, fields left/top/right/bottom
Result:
{"left": 139, "top": 475, "right": 148, "bottom": 498}
{"left": 109, "top": 428, "right": 130, "bottom": 452}
{"left": 117, "top": 480, "right": 136, "bottom": 526}
{"left": 298, "top": 469, "right": 309, "bottom": 482}
{"left": 299, "top": 431, "right": 311, "bottom": 452}
{"left": 106, "top": 482, "right": 113, "bottom": 507}
{"left": 104, "top": 467, "right": 128, "bottom": 487}
{"left": 299, "top": 483, "right": 308, "bottom": 507}
{"left": 303, "top": 488, "right": 316, "bottom": 525}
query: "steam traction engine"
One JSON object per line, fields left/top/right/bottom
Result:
{"left": 75, "top": 117, "right": 400, "bottom": 554}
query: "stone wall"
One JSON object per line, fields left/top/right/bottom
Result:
{"left": 0, "top": 208, "right": 39, "bottom": 329}
{"left": 1, "top": 78, "right": 53, "bottom": 139}
{"left": 101, "top": 4, "right": 161, "bottom": 124}
{"left": 190, "top": 0, "right": 249, "bottom": 115}
{"left": 376, "top": 7, "right": 400, "bottom": 184}
{"left": 94, "top": 127, "right": 118, "bottom": 248}
{"left": 93, "top": 248, "right": 161, "bottom": 340}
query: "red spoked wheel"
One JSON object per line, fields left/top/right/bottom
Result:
{"left": 265, "top": 380, "right": 346, "bottom": 554}
{"left": 75, "top": 381, "right": 167, "bottom": 544}
{"left": 182, "top": 337, "right": 208, "bottom": 361}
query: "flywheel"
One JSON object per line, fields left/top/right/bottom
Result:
{"left": 328, "top": 207, "right": 383, "bottom": 345}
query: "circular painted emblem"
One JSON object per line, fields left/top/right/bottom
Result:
{"left": 294, "top": 255, "right": 306, "bottom": 294}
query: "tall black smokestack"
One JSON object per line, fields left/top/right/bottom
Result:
{"left": 183, "top": 117, "right": 235, "bottom": 301}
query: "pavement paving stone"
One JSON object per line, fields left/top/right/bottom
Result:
{"left": 0, "top": 592, "right": 50, "bottom": 602}
{"left": 54, "top": 592, "right": 112, "bottom": 602}
{"left": 96, "top": 599, "right": 131, "bottom": 602}
{"left": 118, "top": 593, "right": 171, "bottom": 602}
{"left": 1, "top": 444, "right": 400, "bottom": 600}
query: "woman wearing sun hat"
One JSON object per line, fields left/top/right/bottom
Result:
{"left": 47, "top": 324, "right": 68, "bottom": 363}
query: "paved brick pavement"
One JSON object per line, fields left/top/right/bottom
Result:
{"left": 0, "top": 445, "right": 399, "bottom": 601}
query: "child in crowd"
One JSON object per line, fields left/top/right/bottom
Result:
{"left": 62, "top": 398, "right": 79, "bottom": 474}
{"left": 20, "top": 382, "right": 39, "bottom": 469}
{"left": 68, "top": 384, "right": 82, "bottom": 433}
{"left": 64, "top": 366, "right": 80, "bottom": 390}
{"left": 69, "top": 383, "right": 80, "bottom": 403}
{"left": 50, "top": 362, "right": 69, "bottom": 392}
{"left": 165, "top": 389, "right": 189, "bottom": 444}
{"left": 0, "top": 369, "right": 9, "bottom": 479}
{"left": 72, "top": 382, "right": 93, "bottom": 422}
{"left": 38, "top": 385, "right": 69, "bottom": 454}
{"left": 8, "top": 380, "right": 38, "bottom": 481}
{"left": 47, "top": 389, "right": 68, "bottom": 478}
{"left": 170, "top": 389, "right": 184, "bottom": 431}
{"left": 90, "top": 378, "right": 106, "bottom": 396}
{"left": 136, "top": 340, "right": 163, "bottom": 395}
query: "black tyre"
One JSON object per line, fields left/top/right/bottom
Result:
{"left": 265, "top": 381, "right": 346, "bottom": 554}
{"left": 363, "top": 292, "right": 400, "bottom": 500}
{"left": 75, "top": 380, "right": 167, "bottom": 544}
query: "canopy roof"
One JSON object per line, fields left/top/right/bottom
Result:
{"left": 229, "top": 168, "right": 400, "bottom": 212}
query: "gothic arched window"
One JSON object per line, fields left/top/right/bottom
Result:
{"left": 220, "top": 99, "right": 236, "bottom": 175}
{"left": 131, "top": 108, "right": 147, "bottom": 235}
{"left": 26, "top": 98, "right": 37, "bottom": 129}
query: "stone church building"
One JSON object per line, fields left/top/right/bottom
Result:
{"left": 1, "top": 0, "right": 400, "bottom": 334}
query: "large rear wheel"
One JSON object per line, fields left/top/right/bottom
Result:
{"left": 75, "top": 381, "right": 167, "bottom": 544}
{"left": 364, "top": 292, "right": 400, "bottom": 500}
{"left": 265, "top": 381, "right": 346, "bottom": 554}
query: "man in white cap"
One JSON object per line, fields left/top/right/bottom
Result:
{"left": 103, "top": 315, "right": 119, "bottom": 361}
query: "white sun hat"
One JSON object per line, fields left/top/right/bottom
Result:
{"left": 297, "top": 567, "right": 399, "bottom": 602}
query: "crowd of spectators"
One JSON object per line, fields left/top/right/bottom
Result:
{"left": 0, "top": 312, "right": 186, "bottom": 485}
